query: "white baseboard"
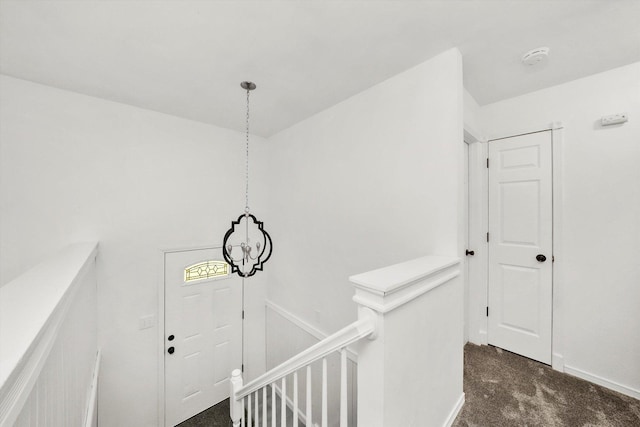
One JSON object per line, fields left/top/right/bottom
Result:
{"left": 468, "top": 330, "right": 487, "bottom": 346}
{"left": 444, "top": 393, "right": 465, "bottom": 427}
{"left": 552, "top": 353, "right": 564, "bottom": 372}
{"left": 564, "top": 365, "right": 640, "bottom": 400}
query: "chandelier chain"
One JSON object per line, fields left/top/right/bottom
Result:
{"left": 245, "top": 88, "right": 250, "bottom": 213}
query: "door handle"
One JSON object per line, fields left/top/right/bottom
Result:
{"left": 167, "top": 346, "right": 175, "bottom": 354}
{"left": 465, "top": 250, "right": 475, "bottom": 256}
{"left": 536, "top": 254, "right": 547, "bottom": 262}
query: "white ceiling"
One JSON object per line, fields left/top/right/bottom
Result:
{"left": 1, "top": 1, "right": 638, "bottom": 137}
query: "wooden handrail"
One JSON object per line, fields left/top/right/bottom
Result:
{"left": 234, "top": 308, "right": 376, "bottom": 400}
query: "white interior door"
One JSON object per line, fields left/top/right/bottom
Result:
{"left": 165, "top": 248, "right": 242, "bottom": 426}
{"left": 488, "top": 131, "right": 553, "bottom": 364}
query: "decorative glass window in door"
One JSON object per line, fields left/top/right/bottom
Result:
{"left": 184, "top": 260, "right": 229, "bottom": 282}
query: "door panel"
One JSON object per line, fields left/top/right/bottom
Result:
{"left": 165, "top": 248, "right": 242, "bottom": 426}
{"left": 488, "top": 131, "right": 552, "bottom": 364}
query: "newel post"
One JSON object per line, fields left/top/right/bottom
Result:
{"left": 230, "top": 369, "right": 243, "bottom": 427}
{"left": 350, "top": 255, "right": 464, "bottom": 427}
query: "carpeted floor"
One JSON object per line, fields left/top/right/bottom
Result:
{"left": 453, "top": 344, "right": 640, "bottom": 427}
{"left": 176, "top": 395, "right": 299, "bottom": 427}
{"left": 176, "top": 398, "right": 231, "bottom": 427}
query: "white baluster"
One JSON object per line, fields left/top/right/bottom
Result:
{"left": 281, "top": 377, "right": 287, "bottom": 427}
{"left": 255, "top": 391, "right": 260, "bottom": 427}
{"left": 248, "top": 393, "right": 252, "bottom": 427}
{"left": 272, "top": 383, "right": 277, "bottom": 427}
{"left": 340, "top": 349, "right": 348, "bottom": 427}
{"left": 293, "top": 372, "right": 299, "bottom": 427}
{"left": 263, "top": 387, "right": 267, "bottom": 427}
{"left": 322, "top": 358, "right": 328, "bottom": 427}
{"left": 306, "top": 366, "right": 312, "bottom": 427}
{"left": 230, "top": 369, "right": 244, "bottom": 427}
{"left": 242, "top": 397, "right": 246, "bottom": 427}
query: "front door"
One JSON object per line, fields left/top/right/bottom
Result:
{"left": 488, "top": 131, "right": 553, "bottom": 364}
{"left": 164, "top": 247, "right": 242, "bottom": 426}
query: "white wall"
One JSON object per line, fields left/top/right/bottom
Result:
{"left": 463, "top": 88, "right": 483, "bottom": 138}
{"left": 266, "top": 48, "right": 463, "bottom": 339}
{"left": 479, "top": 62, "right": 640, "bottom": 397}
{"left": 0, "top": 75, "right": 268, "bottom": 426}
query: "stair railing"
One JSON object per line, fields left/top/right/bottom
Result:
{"left": 230, "top": 308, "right": 377, "bottom": 427}
{"left": 232, "top": 255, "right": 463, "bottom": 427}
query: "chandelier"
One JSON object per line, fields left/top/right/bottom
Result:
{"left": 222, "top": 82, "right": 273, "bottom": 277}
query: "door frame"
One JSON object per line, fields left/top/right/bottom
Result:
{"left": 157, "top": 244, "right": 244, "bottom": 427}
{"left": 466, "top": 122, "right": 565, "bottom": 372}
{"left": 464, "top": 125, "right": 488, "bottom": 348}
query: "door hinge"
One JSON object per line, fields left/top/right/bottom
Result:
{"left": 486, "top": 232, "right": 490, "bottom": 242}
{"left": 552, "top": 255, "right": 555, "bottom": 263}
{"left": 486, "top": 307, "right": 489, "bottom": 317}
{"left": 242, "top": 310, "right": 245, "bottom": 320}
{"left": 486, "top": 158, "right": 489, "bottom": 168}
{"left": 242, "top": 364, "right": 244, "bottom": 372}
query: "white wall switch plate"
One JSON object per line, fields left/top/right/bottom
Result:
{"left": 601, "top": 113, "right": 628, "bottom": 126}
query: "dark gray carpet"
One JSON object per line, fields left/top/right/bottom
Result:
{"left": 175, "top": 395, "right": 301, "bottom": 427}
{"left": 176, "top": 399, "right": 231, "bottom": 427}
{"left": 453, "top": 344, "right": 640, "bottom": 427}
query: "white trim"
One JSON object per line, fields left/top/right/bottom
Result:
{"left": 83, "top": 350, "right": 101, "bottom": 427}
{"left": 266, "top": 300, "right": 359, "bottom": 363}
{"left": 352, "top": 271, "right": 460, "bottom": 313}
{"left": 265, "top": 300, "right": 358, "bottom": 363}
{"left": 550, "top": 124, "right": 565, "bottom": 372}
{"left": 564, "top": 365, "right": 640, "bottom": 400}
{"left": 443, "top": 393, "right": 465, "bottom": 427}
{"left": 552, "top": 353, "right": 564, "bottom": 372}
{"left": 464, "top": 124, "right": 484, "bottom": 144}
{"left": 350, "top": 256, "right": 460, "bottom": 314}
{"left": 266, "top": 300, "right": 327, "bottom": 342}
{"left": 157, "top": 249, "right": 166, "bottom": 427}
{"left": 485, "top": 123, "right": 564, "bottom": 142}
{"left": 466, "top": 137, "right": 489, "bottom": 346}
{"left": 350, "top": 256, "right": 459, "bottom": 295}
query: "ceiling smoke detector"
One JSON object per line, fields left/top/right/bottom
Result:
{"left": 522, "top": 47, "right": 550, "bottom": 66}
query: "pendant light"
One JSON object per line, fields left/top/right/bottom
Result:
{"left": 222, "top": 81, "right": 273, "bottom": 277}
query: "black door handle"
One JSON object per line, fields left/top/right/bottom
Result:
{"left": 167, "top": 346, "right": 175, "bottom": 354}
{"left": 466, "top": 250, "right": 475, "bottom": 256}
{"left": 536, "top": 254, "right": 547, "bottom": 262}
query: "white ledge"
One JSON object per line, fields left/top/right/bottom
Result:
{"left": 0, "top": 242, "right": 98, "bottom": 389}
{"left": 350, "top": 255, "right": 460, "bottom": 295}
{"left": 350, "top": 255, "right": 460, "bottom": 313}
